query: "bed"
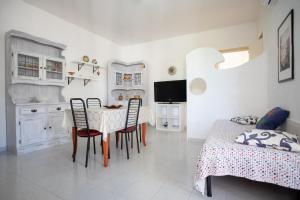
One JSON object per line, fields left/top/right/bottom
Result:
{"left": 194, "top": 120, "right": 300, "bottom": 196}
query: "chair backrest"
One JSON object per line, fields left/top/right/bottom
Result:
{"left": 86, "top": 98, "right": 102, "bottom": 108}
{"left": 125, "top": 98, "right": 141, "bottom": 130}
{"left": 70, "top": 98, "right": 89, "bottom": 130}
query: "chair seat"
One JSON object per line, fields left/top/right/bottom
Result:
{"left": 117, "top": 126, "right": 137, "bottom": 133}
{"left": 78, "top": 129, "right": 102, "bottom": 137}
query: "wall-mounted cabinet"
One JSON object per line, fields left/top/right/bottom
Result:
{"left": 112, "top": 71, "right": 143, "bottom": 89}
{"left": 108, "top": 60, "right": 148, "bottom": 106}
{"left": 12, "top": 50, "right": 65, "bottom": 86}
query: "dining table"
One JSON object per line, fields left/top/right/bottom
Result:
{"left": 62, "top": 106, "right": 154, "bottom": 167}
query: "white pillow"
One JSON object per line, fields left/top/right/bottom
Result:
{"left": 235, "top": 129, "right": 300, "bottom": 152}
{"left": 230, "top": 116, "right": 258, "bottom": 125}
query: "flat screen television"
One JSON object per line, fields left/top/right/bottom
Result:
{"left": 154, "top": 80, "right": 186, "bottom": 103}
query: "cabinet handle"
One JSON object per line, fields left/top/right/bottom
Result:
{"left": 44, "top": 127, "right": 46, "bottom": 130}
{"left": 56, "top": 107, "right": 61, "bottom": 111}
{"left": 31, "top": 109, "right": 37, "bottom": 113}
{"left": 49, "top": 126, "right": 52, "bottom": 129}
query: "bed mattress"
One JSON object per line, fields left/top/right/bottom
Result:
{"left": 194, "top": 120, "right": 300, "bottom": 194}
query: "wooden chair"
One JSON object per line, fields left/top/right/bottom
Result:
{"left": 116, "top": 98, "right": 141, "bottom": 159}
{"left": 70, "top": 98, "right": 103, "bottom": 168}
{"left": 86, "top": 98, "right": 103, "bottom": 155}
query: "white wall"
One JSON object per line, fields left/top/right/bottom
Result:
{"left": 120, "top": 22, "right": 260, "bottom": 133}
{"left": 2, "top": 0, "right": 293, "bottom": 144}
{"left": 186, "top": 48, "right": 268, "bottom": 139}
{"left": 0, "top": 0, "right": 121, "bottom": 149}
{"left": 263, "top": 0, "right": 300, "bottom": 123}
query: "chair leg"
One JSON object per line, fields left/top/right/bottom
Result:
{"left": 131, "top": 132, "right": 133, "bottom": 148}
{"left": 93, "top": 136, "right": 96, "bottom": 154}
{"left": 139, "top": 124, "right": 142, "bottom": 143}
{"left": 101, "top": 135, "right": 103, "bottom": 155}
{"left": 72, "top": 134, "right": 77, "bottom": 162}
{"left": 125, "top": 132, "right": 129, "bottom": 159}
{"left": 116, "top": 132, "right": 119, "bottom": 148}
{"left": 121, "top": 133, "right": 123, "bottom": 150}
{"left": 108, "top": 136, "right": 110, "bottom": 159}
{"left": 85, "top": 136, "right": 91, "bottom": 168}
{"left": 136, "top": 129, "right": 140, "bottom": 153}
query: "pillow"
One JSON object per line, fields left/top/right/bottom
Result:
{"left": 230, "top": 116, "right": 258, "bottom": 125}
{"left": 235, "top": 129, "right": 300, "bottom": 152}
{"left": 256, "top": 107, "right": 289, "bottom": 130}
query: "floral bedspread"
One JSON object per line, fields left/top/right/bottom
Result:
{"left": 194, "top": 120, "right": 300, "bottom": 194}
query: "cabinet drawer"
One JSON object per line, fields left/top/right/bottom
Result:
{"left": 48, "top": 105, "right": 66, "bottom": 113}
{"left": 20, "top": 107, "right": 46, "bottom": 115}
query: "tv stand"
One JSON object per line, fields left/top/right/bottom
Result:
{"left": 155, "top": 103, "right": 185, "bottom": 132}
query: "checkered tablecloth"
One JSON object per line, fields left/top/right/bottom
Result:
{"left": 63, "top": 106, "right": 154, "bottom": 140}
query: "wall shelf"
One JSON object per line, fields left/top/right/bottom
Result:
{"left": 71, "top": 61, "right": 104, "bottom": 74}
{"left": 66, "top": 75, "right": 100, "bottom": 86}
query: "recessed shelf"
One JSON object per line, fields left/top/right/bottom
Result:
{"left": 112, "top": 88, "right": 145, "bottom": 92}
{"left": 156, "top": 103, "right": 183, "bottom": 132}
{"left": 47, "top": 70, "right": 62, "bottom": 74}
{"left": 156, "top": 116, "right": 178, "bottom": 119}
{"left": 18, "top": 66, "right": 39, "bottom": 71}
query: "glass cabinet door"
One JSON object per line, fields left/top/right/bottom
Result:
{"left": 16, "top": 53, "right": 41, "bottom": 80}
{"left": 44, "top": 57, "right": 65, "bottom": 82}
{"left": 134, "top": 73, "right": 142, "bottom": 86}
{"left": 115, "top": 72, "right": 123, "bottom": 86}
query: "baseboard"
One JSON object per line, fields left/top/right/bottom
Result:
{"left": 0, "top": 146, "right": 7, "bottom": 152}
{"left": 281, "top": 119, "right": 300, "bottom": 137}
{"left": 187, "top": 138, "right": 205, "bottom": 143}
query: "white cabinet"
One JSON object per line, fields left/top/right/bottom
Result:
{"left": 47, "top": 114, "right": 67, "bottom": 139}
{"left": 5, "top": 30, "right": 68, "bottom": 155}
{"left": 108, "top": 60, "right": 148, "bottom": 106}
{"left": 156, "top": 103, "right": 185, "bottom": 132}
{"left": 12, "top": 51, "right": 65, "bottom": 86}
{"left": 15, "top": 103, "right": 68, "bottom": 154}
{"left": 20, "top": 116, "right": 47, "bottom": 146}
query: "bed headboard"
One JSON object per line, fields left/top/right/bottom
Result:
{"left": 281, "top": 119, "right": 300, "bottom": 137}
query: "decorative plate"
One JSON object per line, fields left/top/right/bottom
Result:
{"left": 168, "top": 66, "right": 177, "bottom": 75}
{"left": 82, "top": 55, "right": 89, "bottom": 63}
{"left": 92, "top": 59, "right": 97, "bottom": 64}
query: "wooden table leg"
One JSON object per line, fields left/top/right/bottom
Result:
{"left": 72, "top": 127, "right": 77, "bottom": 162}
{"left": 103, "top": 134, "right": 110, "bottom": 167}
{"left": 141, "top": 123, "right": 147, "bottom": 146}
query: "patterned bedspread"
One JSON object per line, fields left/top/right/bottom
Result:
{"left": 194, "top": 120, "right": 300, "bottom": 194}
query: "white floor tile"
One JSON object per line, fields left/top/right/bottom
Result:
{"left": 0, "top": 127, "right": 297, "bottom": 200}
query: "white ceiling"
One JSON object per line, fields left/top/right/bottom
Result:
{"left": 23, "top": 0, "right": 261, "bottom": 45}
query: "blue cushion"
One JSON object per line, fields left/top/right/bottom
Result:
{"left": 256, "top": 107, "right": 289, "bottom": 130}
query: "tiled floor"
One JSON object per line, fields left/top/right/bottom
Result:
{"left": 0, "top": 127, "right": 298, "bottom": 200}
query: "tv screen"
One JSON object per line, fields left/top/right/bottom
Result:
{"left": 154, "top": 80, "right": 186, "bottom": 102}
